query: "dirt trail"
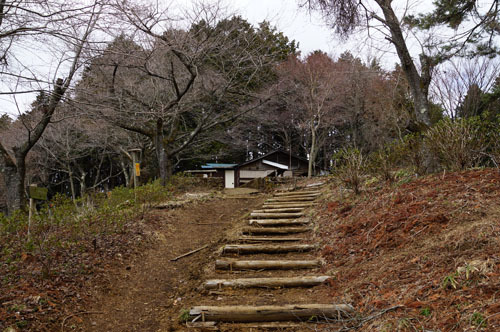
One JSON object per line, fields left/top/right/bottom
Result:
{"left": 76, "top": 194, "right": 263, "bottom": 332}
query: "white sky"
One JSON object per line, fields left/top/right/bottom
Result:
{"left": 231, "top": 0, "right": 337, "bottom": 56}
{"left": 230, "top": 0, "right": 404, "bottom": 63}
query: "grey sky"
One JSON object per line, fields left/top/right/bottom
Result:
{"left": 231, "top": 0, "right": 337, "bottom": 56}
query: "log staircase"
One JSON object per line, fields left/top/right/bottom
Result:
{"left": 187, "top": 182, "right": 354, "bottom": 330}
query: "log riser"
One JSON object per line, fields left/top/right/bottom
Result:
{"left": 215, "top": 260, "right": 320, "bottom": 270}
{"left": 242, "top": 227, "right": 310, "bottom": 235}
{"left": 252, "top": 208, "right": 304, "bottom": 213}
{"left": 266, "top": 198, "right": 317, "bottom": 202}
{"left": 250, "top": 212, "right": 305, "bottom": 219}
{"left": 238, "top": 236, "right": 304, "bottom": 242}
{"left": 222, "top": 244, "right": 316, "bottom": 254}
{"left": 203, "top": 276, "right": 331, "bottom": 289}
{"left": 248, "top": 219, "right": 309, "bottom": 226}
{"left": 189, "top": 304, "right": 354, "bottom": 322}
{"left": 273, "top": 191, "right": 320, "bottom": 197}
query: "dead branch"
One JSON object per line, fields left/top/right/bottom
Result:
{"left": 170, "top": 244, "right": 209, "bottom": 261}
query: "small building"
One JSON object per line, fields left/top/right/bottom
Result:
{"left": 201, "top": 163, "right": 238, "bottom": 189}
{"left": 238, "top": 150, "right": 308, "bottom": 185}
{"left": 187, "top": 151, "right": 309, "bottom": 189}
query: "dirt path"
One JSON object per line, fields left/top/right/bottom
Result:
{"left": 76, "top": 194, "right": 263, "bottom": 332}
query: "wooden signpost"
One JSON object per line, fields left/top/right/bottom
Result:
{"left": 135, "top": 163, "right": 141, "bottom": 177}
{"left": 28, "top": 185, "right": 48, "bottom": 239}
{"left": 129, "top": 149, "right": 141, "bottom": 202}
{"left": 29, "top": 186, "right": 48, "bottom": 201}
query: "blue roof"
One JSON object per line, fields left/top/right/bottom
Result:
{"left": 201, "top": 163, "right": 238, "bottom": 169}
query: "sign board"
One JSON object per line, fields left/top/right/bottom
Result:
{"left": 135, "top": 163, "right": 141, "bottom": 176}
{"left": 29, "top": 186, "right": 48, "bottom": 201}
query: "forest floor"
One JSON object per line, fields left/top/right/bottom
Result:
{"left": 2, "top": 170, "right": 499, "bottom": 332}
{"left": 317, "top": 169, "right": 500, "bottom": 331}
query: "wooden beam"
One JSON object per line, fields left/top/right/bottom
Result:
{"left": 248, "top": 219, "right": 309, "bottom": 226}
{"left": 266, "top": 197, "right": 317, "bottom": 202}
{"left": 242, "top": 227, "right": 310, "bottom": 235}
{"left": 203, "top": 276, "right": 331, "bottom": 289}
{"left": 273, "top": 194, "right": 321, "bottom": 198}
{"left": 238, "top": 236, "right": 304, "bottom": 242}
{"left": 252, "top": 208, "right": 304, "bottom": 213}
{"left": 222, "top": 243, "right": 317, "bottom": 254}
{"left": 274, "top": 190, "right": 321, "bottom": 196}
{"left": 215, "top": 259, "right": 320, "bottom": 270}
{"left": 189, "top": 304, "right": 354, "bottom": 322}
{"left": 262, "top": 203, "right": 316, "bottom": 209}
{"left": 250, "top": 212, "right": 305, "bottom": 219}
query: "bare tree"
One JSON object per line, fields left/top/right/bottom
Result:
{"left": 0, "top": 1, "right": 104, "bottom": 214}
{"left": 33, "top": 107, "right": 141, "bottom": 200}
{"left": 77, "top": 3, "right": 294, "bottom": 184}
{"left": 305, "top": 0, "right": 442, "bottom": 131}
{"left": 277, "top": 51, "right": 346, "bottom": 177}
{"left": 431, "top": 57, "right": 500, "bottom": 118}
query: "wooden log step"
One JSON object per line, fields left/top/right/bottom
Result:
{"left": 186, "top": 321, "right": 218, "bottom": 330}
{"left": 266, "top": 197, "right": 317, "bottom": 202}
{"left": 238, "top": 236, "right": 304, "bottom": 242}
{"left": 242, "top": 227, "right": 310, "bottom": 235}
{"left": 274, "top": 191, "right": 320, "bottom": 197}
{"left": 252, "top": 208, "right": 304, "bottom": 213}
{"left": 271, "top": 193, "right": 320, "bottom": 198}
{"left": 306, "top": 182, "right": 325, "bottom": 187}
{"left": 262, "top": 203, "right": 316, "bottom": 209}
{"left": 203, "top": 276, "right": 331, "bottom": 289}
{"left": 215, "top": 259, "right": 320, "bottom": 270}
{"left": 222, "top": 243, "right": 317, "bottom": 254}
{"left": 248, "top": 219, "right": 309, "bottom": 226}
{"left": 250, "top": 212, "right": 304, "bottom": 219}
{"left": 189, "top": 304, "right": 354, "bottom": 322}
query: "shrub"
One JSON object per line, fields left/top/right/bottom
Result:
{"left": 424, "top": 118, "right": 485, "bottom": 171}
{"left": 368, "top": 140, "right": 410, "bottom": 182}
{"left": 333, "top": 147, "right": 366, "bottom": 194}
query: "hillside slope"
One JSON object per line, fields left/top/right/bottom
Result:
{"left": 316, "top": 169, "right": 500, "bottom": 331}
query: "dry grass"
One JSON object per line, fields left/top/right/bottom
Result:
{"left": 316, "top": 169, "right": 500, "bottom": 331}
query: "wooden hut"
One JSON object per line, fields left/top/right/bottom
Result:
{"left": 237, "top": 150, "right": 308, "bottom": 185}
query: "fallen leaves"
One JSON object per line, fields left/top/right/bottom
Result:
{"left": 317, "top": 169, "right": 500, "bottom": 331}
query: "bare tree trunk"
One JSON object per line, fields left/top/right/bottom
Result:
{"left": 68, "top": 168, "right": 76, "bottom": 201}
{"left": 376, "top": 0, "right": 432, "bottom": 129}
{"left": 308, "top": 124, "right": 316, "bottom": 178}
{"left": 2, "top": 159, "right": 22, "bottom": 215}
{"left": 155, "top": 118, "right": 168, "bottom": 186}
{"left": 79, "top": 172, "right": 87, "bottom": 196}
{"left": 165, "top": 154, "right": 173, "bottom": 181}
{"left": 120, "top": 159, "right": 130, "bottom": 187}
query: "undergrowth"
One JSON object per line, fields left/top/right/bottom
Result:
{"left": 0, "top": 180, "right": 173, "bottom": 283}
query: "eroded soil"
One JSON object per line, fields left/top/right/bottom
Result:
{"left": 75, "top": 194, "right": 264, "bottom": 332}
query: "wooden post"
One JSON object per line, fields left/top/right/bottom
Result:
{"left": 129, "top": 148, "right": 141, "bottom": 201}
{"left": 28, "top": 198, "right": 34, "bottom": 240}
{"left": 27, "top": 184, "right": 48, "bottom": 241}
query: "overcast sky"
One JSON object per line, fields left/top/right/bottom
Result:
{"left": 231, "top": 0, "right": 337, "bottom": 55}
{"left": 230, "top": 0, "right": 405, "bottom": 63}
